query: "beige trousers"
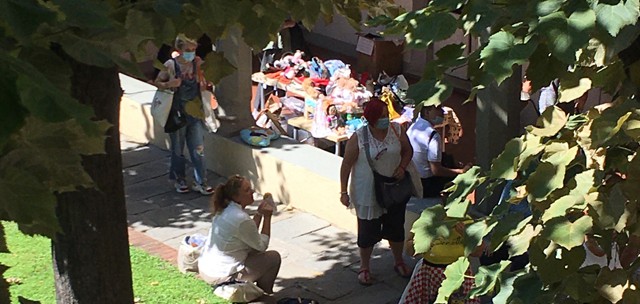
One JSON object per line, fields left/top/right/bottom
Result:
{"left": 200, "top": 250, "right": 282, "bottom": 294}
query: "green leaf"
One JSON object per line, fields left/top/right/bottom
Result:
{"left": 445, "top": 166, "right": 483, "bottom": 218}
{"left": 594, "top": 267, "right": 630, "bottom": 303}
{"left": 490, "top": 214, "right": 531, "bottom": 252}
{"left": 559, "top": 77, "right": 592, "bottom": 103}
{"left": 407, "top": 79, "right": 452, "bottom": 107}
{"left": 526, "top": 162, "right": 565, "bottom": 202}
{"left": 508, "top": 224, "right": 541, "bottom": 257}
{"left": 595, "top": 0, "right": 640, "bottom": 36}
{"left": 536, "top": 0, "right": 563, "bottom": 17}
{"left": 542, "top": 144, "right": 578, "bottom": 168}
{"left": 460, "top": 0, "right": 498, "bottom": 35}
{"left": 529, "top": 238, "right": 586, "bottom": 284}
{"left": 623, "top": 119, "right": 640, "bottom": 140}
{"left": 435, "top": 257, "right": 470, "bottom": 304}
{"left": 464, "top": 217, "right": 497, "bottom": 256}
{"left": 58, "top": 33, "right": 117, "bottom": 68}
{"left": 588, "top": 185, "right": 633, "bottom": 231}
{"left": 526, "top": 44, "right": 570, "bottom": 93}
{"left": 526, "top": 106, "right": 569, "bottom": 137}
{"left": 153, "top": 0, "right": 183, "bottom": 17}
{"left": 536, "top": 10, "right": 596, "bottom": 63}
{"left": 469, "top": 261, "right": 512, "bottom": 298}
{"left": 202, "top": 51, "right": 237, "bottom": 85}
{"left": 412, "top": 205, "right": 456, "bottom": 255}
{"left": 492, "top": 270, "right": 525, "bottom": 304}
{"left": 0, "top": 0, "right": 56, "bottom": 42}
{"left": 404, "top": 12, "right": 458, "bottom": 49}
{"left": 52, "top": 0, "right": 114, "bottom": 29}
{"left": 542, "top": 216, "right": 593, "bottom": 250}
{"left": 0, "top": 70, "right": 27, "bottom": 151}
{"left": 480, "top": 31, "right": 537, "bottom": 85}
{"left": 541, "top": 195, "right": 586, "bottom": 223}
{"left": 490, "top": 138, "right": 523, "bottom": 180}
{"left": 516, "top": 134, "right": 545, "bottom": 170}
{"left": 0, "top": 168, "right": 59, "bottom": 238}
{"left": 18, "top": 46, "right": 72, "bottom": 92}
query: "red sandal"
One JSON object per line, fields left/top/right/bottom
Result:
{"left": 358, "top": 269, "right": 373, "bottom": 286}
{"left": 394, "top": 261, "right": 412, "bottom": 278}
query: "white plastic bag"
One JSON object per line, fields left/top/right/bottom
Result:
{"left": 201, "top": 90, "right": 220, "bottom": 133}
{"left": 177, "top": 234, "right": 206, "bottom": 273}
{"left": 150, "top": 89, "right": 174, "bottom": 128}
{"left": 213, "top": 279, "right": 265, "bottom": 303}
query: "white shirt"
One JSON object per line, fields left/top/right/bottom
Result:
{"left": 407, "top": 117, "right": 441, "bottom": 179}
{"left": 198, "top": 202, "right": 270, "bottom": 279}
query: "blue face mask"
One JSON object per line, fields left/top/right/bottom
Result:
{"left": 432, "top": 116, "right": 444, "bottom": 125}
{"left": 182, "top": 51, "right": 195, "bottom": 62}
{"left": 375, "top": 117, "right": 390, "bottom": 129}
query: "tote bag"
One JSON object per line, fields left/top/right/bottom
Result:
{"left": 150, "top": 89, "right": 174, "bottom": 128}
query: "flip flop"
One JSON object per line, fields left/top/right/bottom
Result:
{"left": 394, "top": 262, "right": 412, "bottom": 278}
{"left": 358, "top": 269, "right": 373, "bottom": 286}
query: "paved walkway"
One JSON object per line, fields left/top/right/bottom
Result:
{"left": 121, "top": 141, "right": 416, "bottom": 304}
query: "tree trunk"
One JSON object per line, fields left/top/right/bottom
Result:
{"left": 52, "top": 60, "right": 133, "bottom": 303}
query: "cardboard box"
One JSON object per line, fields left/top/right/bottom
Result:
{"left": 355, "top": 33, "right": 404, "bottom": 78}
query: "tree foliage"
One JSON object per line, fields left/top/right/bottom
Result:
{"left": 0, "top": 0, "right": 400, "bottom": 302}
{"left": 371, "top": 0, "right": 640, "bottom": 302}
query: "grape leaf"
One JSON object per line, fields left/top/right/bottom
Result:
{"left": 436, "top": 257, "right": 470, "bottom": 304}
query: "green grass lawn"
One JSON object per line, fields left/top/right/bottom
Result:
{"left": 0, "top": 222, "right": 228, "bottom": 304}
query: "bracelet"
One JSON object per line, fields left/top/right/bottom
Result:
{"left": 340, "top": 191, "right": 348, "bottom": 195}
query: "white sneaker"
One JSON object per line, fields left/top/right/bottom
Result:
{"left": 192, "top": 182, "right": 214, "bottom": 195}
{"left": 174, "top": 180, "right": 189, "bottom": 194}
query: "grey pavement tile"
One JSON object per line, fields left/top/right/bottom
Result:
{"left": 122, "top": 158, "right": 170, "bottom": 185}
{"left": 142, "top": 191, "right": 203, "bottom": 208}
{"left": 121, "top": 145, "right": 169, "bottom": 168}
{"left": 329, "top": 281, "right": 402, "bottom": 304}
{"left": 120, "top": 140, "right": 143, "bottom": 151}
{"left": 294, "top": 267, "right": 360, "bottom": 300}
{"left": 287, "top": 226, "right": 356, "bottom": 255}
{"left": 272, "top": 285, "right": 328, "bottom": 303}
{"left": 137, "top": 203, "right": 211, "bottom": 228}
{"left": 126, "top": 199, "right": 159, "bottom": 216}
{"left": 144, "top": 221, "right": 211, "bottom": 243}
{"left": 124, "top": 175, "right": 175, "bottom": 201}
{"left": 271, "top": 213, "right": 330, "bottom": 240}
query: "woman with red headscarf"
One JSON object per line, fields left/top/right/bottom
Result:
{"left": 339, "top": 97, "right": 414, "bottom": 285}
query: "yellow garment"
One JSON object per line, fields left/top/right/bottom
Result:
{"left": 423, "top": 230, "right": 465, "bottom": 265}
{"left": 422, "top": 218, "right": 473, "bottom": 265}
{"left": 380, "top": 89, "right": 401, "bottom": 120}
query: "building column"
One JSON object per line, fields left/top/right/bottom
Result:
{"left": 473, "top": 71, "right": 522, "bottom": 214}
{"left": 215, "top": 26, "right": 254, "bottom": 135}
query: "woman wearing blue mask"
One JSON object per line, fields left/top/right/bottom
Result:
{"left": 339, "top": 97, "right": 414, "bottom": 285}
{"left": 407, "top": 104, "right": 471, "bottom": 198}
{"left": 155, "top": 34, "right": 213, "bottom": 195}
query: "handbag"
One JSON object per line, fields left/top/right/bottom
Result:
{"left": 150, "top": 89, "right": 173, "bottom": 128}
{"left": 362, "top": 125, "right": 413, "bottom": 209}
{"left": 163, "top": 106, "right": 187, "bottom": 133}
{"left": 213, "top": 279, "right": 265, "bottom": 303}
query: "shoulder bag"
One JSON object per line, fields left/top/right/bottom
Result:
{"left": 362, "top": 125, "right": 413, "bottom": 209}
{"left": 163, "top": 58, "right": 188, "bottom": 133}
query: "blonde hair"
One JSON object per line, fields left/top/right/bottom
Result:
{"left": 210, "top": 175, "right": 246, "bottom": 215}
{"left": 174, "top": 33, "right": 197, "bottom": 51}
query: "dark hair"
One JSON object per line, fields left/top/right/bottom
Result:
{"left": 363, "top": 97, "right": 386, "bottom": 125}
{"left": 210, "top": 175, "right": 245, "bottom": 215}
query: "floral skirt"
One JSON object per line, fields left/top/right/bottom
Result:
{"left": 399, "top": 259, "right": 480, "bottom": 304}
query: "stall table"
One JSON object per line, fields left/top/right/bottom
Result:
{"left": 286, "top": 116, "right": 350, "bottom": 156}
